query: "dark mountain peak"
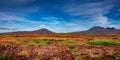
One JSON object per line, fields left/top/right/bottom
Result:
{"left": 3, "top": 28, "right": 55, "bottom": 34}
{"left": 107, "top": 27, "right": 116, "bottom": 30}
{"left": 36, "top": 28, "right": 49, "bottom": 31}
{"left": 76, "top": 26, "right": 120, "bottom": 35}
{"left": 33, "top": 28, "right": 54, "bottom": 34}
{"left": 90, "top": 26, "right": 104, "bottom": 29}
{"left": 41, "top": 28, "right": 48, "bottom": 30}
{"left": 88, "top": 26, "right": 106, "bottom": 31}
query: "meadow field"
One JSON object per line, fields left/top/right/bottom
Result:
{"left": 0, "top": 34, "right": 120, "bottom": 60}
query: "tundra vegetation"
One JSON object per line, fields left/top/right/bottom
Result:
{"left": 0, "top": 34, "right": 120, "bottom": 60}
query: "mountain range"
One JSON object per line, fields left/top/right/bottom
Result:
{"left": 1, "top": 26, "right": 120, "bottom": 35}
{"left": 71, "top": 26, "right": 120, "bottom": 35}
{"left": 2, "top": 28, "right": 54, "bottom": 34}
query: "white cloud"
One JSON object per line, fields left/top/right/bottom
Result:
{"left": 91, "top": 14, "right": 109, "bottom": 26}
{"left": 56, "top": 26, "right": 88, "bottom": 33}
{"left": 42, "top": 17, "right": 58, "bottom": 20}
{"left": 64, "top": 0, "right": 115, "bottom": 26}
{"left": 0, "top": 13, "right": 46, "bottom": 31}
{"left": 50, "top": 20, "right": 60, "bottom": 24}
{"left": 0, "top": 14, "right": 26, "bottom": 21}
{"left": 42, "top": 17, "right": 61, "bottom": 24}
{"left": 39, "top": 24, "right": 46, "bottom": 28}
{"left": 0, "top": 13, "right": 63, "bottom": 32}
{"left": 0, "top": 13, "right": 40, "bottom": 23}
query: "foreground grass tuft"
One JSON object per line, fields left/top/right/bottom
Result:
{"left": 87, "top": 40, "right": 117, "bottom": 46}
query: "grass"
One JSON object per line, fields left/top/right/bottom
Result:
{"left": 38, "top": 40, "right": 52, "bottom": 46}
{"left": 14, "top": 39, "right": 53, "bottom": 46}
{"left": 87, "top": 40, "right": 117, "bottom": 46}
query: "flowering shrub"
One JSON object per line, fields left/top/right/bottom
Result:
{"left": 0, "top": 39, "right": 120, "bottom": 60}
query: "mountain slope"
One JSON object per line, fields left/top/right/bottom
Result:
{"left": 3, "top": 28, "right": 55, "bottom": 34}
{"left": 31, "top": 28, "right": 55, "bottom": 34}
{"left": 70, "top": 26, "right": 120, "bottom": 35}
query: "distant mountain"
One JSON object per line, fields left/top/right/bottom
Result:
{"left": 1, "top": 26, "right": 120, "bottom": 35}
{"left": 70, "top": 26, "right": 120, "bottom": 35}
{"left": 3, "top": 28, "right": 55, "bottom": 34}
{"left": 31, "top": 28, "right": 55, "bottom": 34}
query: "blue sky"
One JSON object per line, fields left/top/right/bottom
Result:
{"left": 0, "top": 0, "right": 120, "bottom": 33}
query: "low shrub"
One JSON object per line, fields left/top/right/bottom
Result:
{"left": 38, "top": 39, "right": 52, "bottom": 46}
{"left": 87, "top": 40, "right": 117, "bottom": 46}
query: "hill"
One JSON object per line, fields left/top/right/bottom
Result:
{"left": 2, "top": 28, "right": 55, "bottom": 34}
{"left": 70, "top": 26, "right": 120, "bottom": 35}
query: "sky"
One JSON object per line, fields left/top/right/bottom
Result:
{"left": 0, "top": 0, "right": 120, "bottom": 33}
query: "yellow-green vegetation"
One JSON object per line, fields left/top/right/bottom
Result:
{"left": 9, "top": 39, "right": 53, "bottom": 46}
{"left": 115, "top": 56, "right": 120, "bottom": 60}
{"left": 27, "top": 39, "right": 53, "bottom": 46}
{"left": 29, "top": 39, "right": 52, "bottom": 46}
{"left": 38, "top": 39, "right": 52, "bottom": 46}
{"left": 87, "top": 40, "right": 117, "bottom": 46}
{"left": 60, "top": 40, "right": 75, "bottom": 44}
